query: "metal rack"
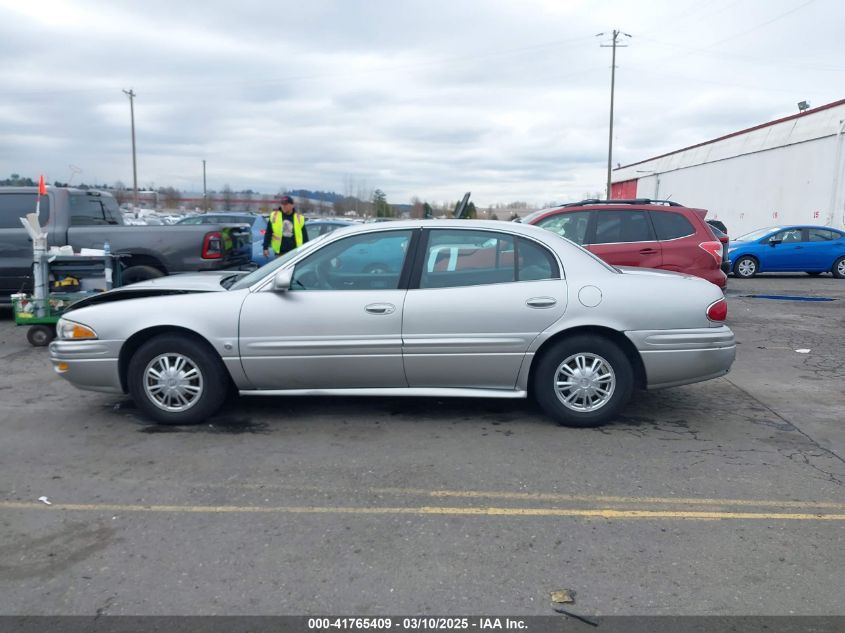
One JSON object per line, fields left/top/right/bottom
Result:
{"left": 12, "top": 253, "right": 123, "bottom": 346}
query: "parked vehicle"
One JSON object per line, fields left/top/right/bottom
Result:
{"left": 50, "top": 220, "right": 735, "bottom": 428}
{"left": 0, "top": 187, "right": 252, "bottom": 303}
{"left": 176, "top": 212, "right": 269, "bottom": 266}
{"left": 524, "top": 199, "right": 727, "bottom": 288}
{"left": 706, "top": 219, "right": 728, "bottom": 234}
{"left": 305, "top": 218, "right": 355, "bottom": 236}
{"left": 707, "top": 224, "right": 731, "bottom": 276}
{"left": 728, "top": 225, "right": 845, "bottom": 278}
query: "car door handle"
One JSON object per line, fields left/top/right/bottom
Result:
{"left": 638, "top": 248, "right": 658, "bottom": 255}
{"left": 526, "top": 297, "right": 557, "bottom": 309}
{"left": 365, "top": 303, "right": 395, "bottom": 315}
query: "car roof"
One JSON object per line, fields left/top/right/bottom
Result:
{"left": 316, "top": 218, "right": 581, "bottom": 242}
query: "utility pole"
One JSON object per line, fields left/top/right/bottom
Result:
{"left": 202, "top": 159, "right": 208, "bottom": 212}
{"left": 122, "top": 88, "right": 138, "bottom": 207}
{"left": 598, "top": 30, "right": 631, "bottom": 200}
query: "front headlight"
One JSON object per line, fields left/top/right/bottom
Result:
{"left": 56, "top": 318, "right": 98, "bottom": 340}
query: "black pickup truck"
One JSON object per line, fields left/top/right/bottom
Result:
{"left": 0, "top": 187, "right": 251, "bottom": 302}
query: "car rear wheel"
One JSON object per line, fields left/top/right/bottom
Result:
{"left": 734, "top": 256, "right": 758, "bottom": 278}
{"left": 833, "top": 257, "right": 845, "bottom": 279}
{"left": 533, "top": 335, "right": 634, "bottom": 428}
{"left": 128, "top": 334, "right": 229, "bottom": 425}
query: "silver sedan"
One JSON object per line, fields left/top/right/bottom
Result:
{"left": 50, "top": 220, "right": 735, "bottom": 427}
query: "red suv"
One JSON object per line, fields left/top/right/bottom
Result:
{"left": 523, "top": 199, "right": 727, "bottom": 288}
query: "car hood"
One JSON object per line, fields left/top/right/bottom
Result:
{"left": 64, "top": 271, "right": 241, "bottom": 312}
{"left": 118, "top": 271, "right": 239, "bottom": 292}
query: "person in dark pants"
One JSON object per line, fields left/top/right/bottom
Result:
{"left": 263, "top": 195, "right": 309, "bottom": 258}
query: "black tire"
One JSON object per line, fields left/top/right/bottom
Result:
{"left": 127, "top": 334, "right": 229, "bottom": 425}
{"left": 832, "top": 257, "right": 845, "bottom": 280}
{"left": 532, "top": 335, "right": 634, "bottom": 428}
{"left": 733, "top": 256, "right": 758, "bottom": 279}
{"left": 806, "top": 271, "right": 822, "bottom": 276}
{"left": 122, "top": 265, "right": 165, "bottom": 285}
{"left": 27, "top": 325, "right": 55, "bottom": 347}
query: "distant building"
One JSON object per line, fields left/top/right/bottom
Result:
{"left": 611, "top": 98, "right": 845, "bottom": 233}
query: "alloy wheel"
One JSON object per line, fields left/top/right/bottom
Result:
{"left": 553, "top": 352, "right": 616, "bottom": 412}
{"left": 143, "top": 353, "right": 204, "bottom": 412}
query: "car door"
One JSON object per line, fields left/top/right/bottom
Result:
{"left": 402, "top": 228, "right": 567, "bottom": 389}
{"left": 804, "top": 228, "right": 845, "bottom": 270}
{"left": 0, "top": 192, "right": 51, "bottom": 297}
{"left": 238, "top": 229, "right": 415, "bottom": 389}
{"left": 763, "top": 228, "right": 804, "bottom": 270}
{"left": 586, "top": 209, "right": 663, "bottom": 269}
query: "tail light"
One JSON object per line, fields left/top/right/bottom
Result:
{"left": 699, "top": 240, "right": 723, "bottom": 265}
{"left": 707, "top": 298, "right": 728, "bottom": 321}
{"left": 202, "top": 231, "right": 223, "bottom": 259}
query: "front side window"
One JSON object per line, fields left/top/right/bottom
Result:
{"left": 594, "top": 210, "right": 654, "bottom": 244}
{"left": 535, "top": 211, "right": 590, "bottom": 245}
{"left": 650, "top": 211, "right": 695, "bottom": 240}
{"left": 770, "top": 229, "right": 802, "bottom": 243}
{"left": 291, "top": 230, "right": 412, "bottom": 291}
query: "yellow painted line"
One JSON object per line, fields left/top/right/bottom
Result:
{"left": 2, "top": 501, "right": 843, "bottom": 521}
{"left": 202, "top": 481, "right": 845, "bottom": 511}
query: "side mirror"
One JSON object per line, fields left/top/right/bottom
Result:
{"left": 273, "top": 268, "right": 293, "bottom": 291}
{"left": 769, "top": 239, "right": 782, "bottom": 246}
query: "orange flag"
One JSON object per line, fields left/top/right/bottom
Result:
{"left": 38, "top": 174, "right": 47, "bottom": 195}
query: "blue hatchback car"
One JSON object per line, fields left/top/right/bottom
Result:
{"left": 728, "top": 225, "right": 845, "bottom": 279}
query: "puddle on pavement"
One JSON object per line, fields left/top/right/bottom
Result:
{"left": 743, "top": 294, "right": 836, "bottom": 302}
{"left": 138, "top": 416, "right": 270, "bottom": 435}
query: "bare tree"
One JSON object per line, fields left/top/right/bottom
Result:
{"left": 220, "top": 184, "right": 234, "bottom": 210}
{"left": 157, "top": 186, "right": 181, "bottom": 209}
{"left": 113, "top": 181, "right": 130, "bottom": 205}
{"left": 410, "top": 196, "right": 424, "bottom": 219}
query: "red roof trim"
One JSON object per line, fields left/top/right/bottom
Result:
{"left": 615, "top": 97, "right": 845, "bottom": 172}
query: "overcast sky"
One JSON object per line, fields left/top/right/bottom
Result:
{"left": 0, "top": 0, "right": 841, "bottom": 207}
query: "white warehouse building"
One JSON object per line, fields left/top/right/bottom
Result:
{"left": 610, "top": 98, "right": 845, "bottom": 235}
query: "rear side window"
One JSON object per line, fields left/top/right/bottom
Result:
{"left": 808, "top": 229, "right": 841, "bottom": 241}
{"left": 593, "top": 210, "right": 654, "bottom": 244}
{"left": 516, "top": 237, "right": 559, "bottom": 281}
{"left": 421, "top": 229, "right": 515, "bottom": 288}
{"left": 69, "top": 194, "right": 117, "bottom": 225}
{"left": 0, "top": 193, "right": 50, "bottom": 228}
{"left": 650, "top": 211, "right": 695, "bottom": 240}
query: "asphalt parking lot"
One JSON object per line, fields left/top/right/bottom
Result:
{"left": 0, "top": 274, "right": 843, "bottom": 617}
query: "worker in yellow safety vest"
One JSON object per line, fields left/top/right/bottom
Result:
{"left": 263, "top": 195, "right": 309, "bottom": 258}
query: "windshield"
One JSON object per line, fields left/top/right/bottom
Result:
{"left": 734, "top": 226, "right": 781, "bottom": 242}
{"left": 227, "top": 234, "right": 330, "bottom": 290}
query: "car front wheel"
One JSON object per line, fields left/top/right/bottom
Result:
{"left": 832, "top": 256, "right": 845, "bottom": 279}
{"left": 127, "top": 334, "right": 229, "bottom": 425}
{"left": 734, "top": 256, "right": 758, "bottom": 278}
{"left": 533, "top": 335, "right": 634, "bottom": 428}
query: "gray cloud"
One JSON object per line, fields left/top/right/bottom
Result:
{"left": 0, "top": 0, "right": 840, "bottom": 206}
